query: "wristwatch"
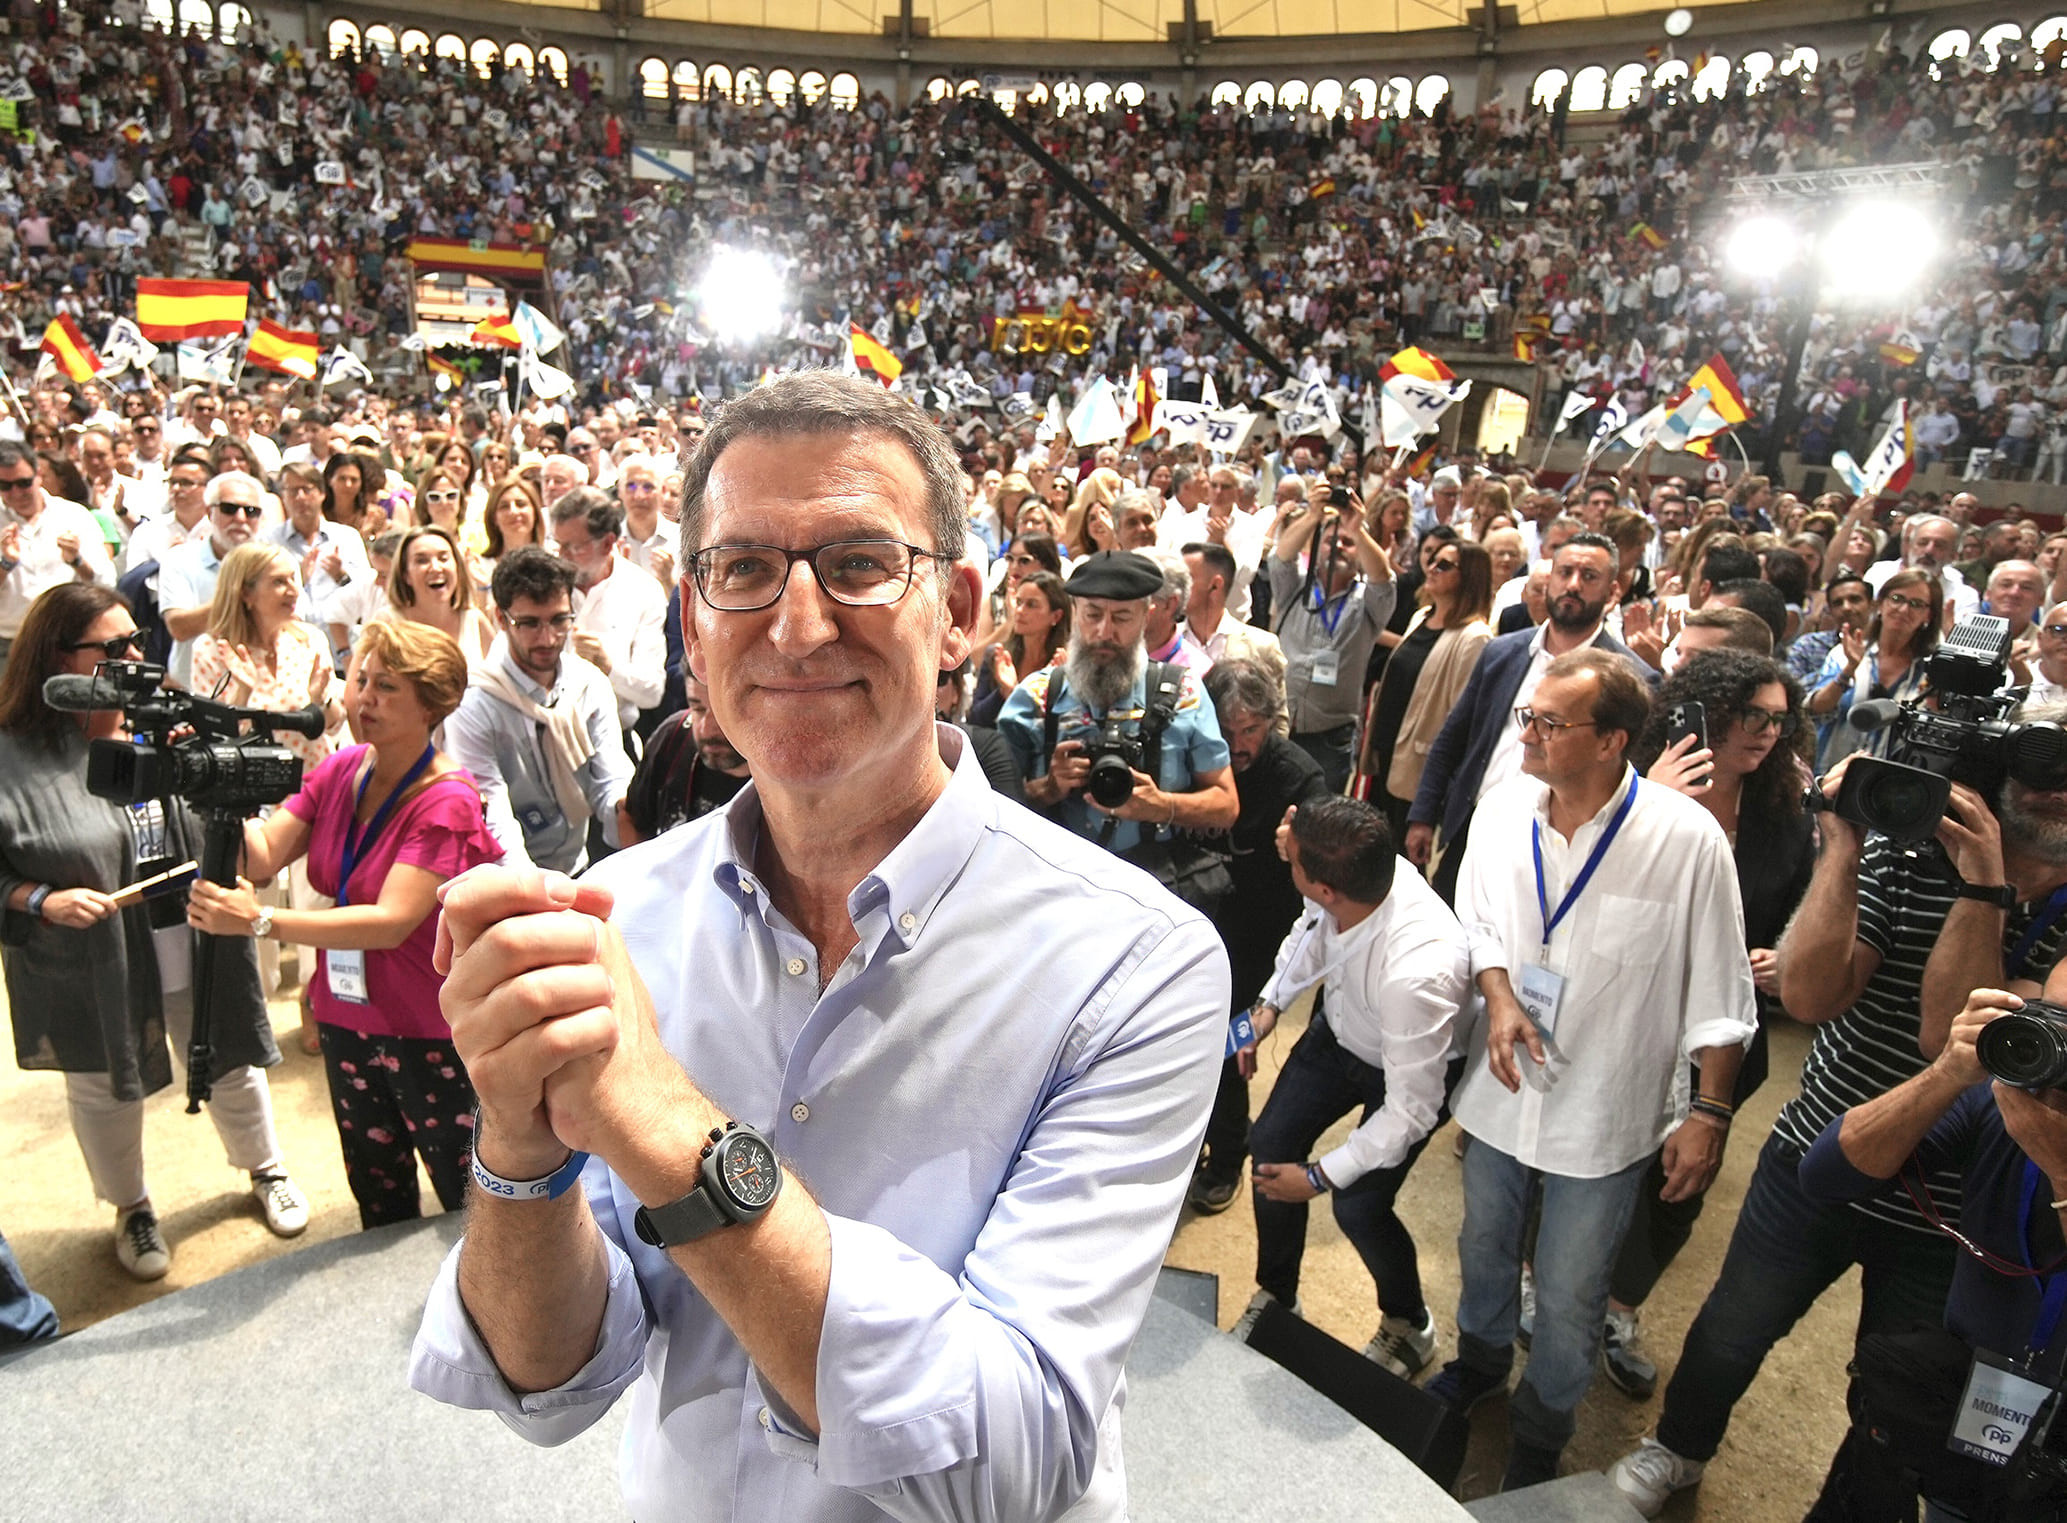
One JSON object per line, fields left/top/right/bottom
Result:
{"left": 249, "top": 907, "right": 275, "bottom": 937}
{"left": 1957, "top": 881, "right": 2019, "bottom": 910}
{"left": 633, "top": 1121, "right": 783, "bottom": 1248}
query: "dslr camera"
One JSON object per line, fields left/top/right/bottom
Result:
{"left": 1830, "top": 615, "right": 2067, "bottom": 841}
{"left": 1079, "top": 719, "right": 1148, "bottom": 810}
{"left": 1977, "top": 998, "right": 2067, "bottom": 1092}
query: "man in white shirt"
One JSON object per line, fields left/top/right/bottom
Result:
{"left": 221, "top": 393, "right": 282, "bottom": 479}
{"left": 2030, "top": 602, "right": 2067, "bottom": 707}
{"left": 158, "top": 470, "right": 266, "bottom": 687}
{"left": 1864, "top": 513, "right": 1980, "bottom": 621}
{"left": 615, "top": 454, "right": 675, "bottom": 586}
{"left": 1425, "top": 648, "right": 1755, "bottom": 1492}
{"left": 1232, "top": 796, "right": 1471, "bottom": 1382}
{"left": 550, "top": 487, "right": 668, "bottom": 733}
{"left": 262, "top": 460, "right": 369, "bottom": 664}
{"left": 1160, "top": 464, "right": 1269, "bottom": 623}
{"left": 122, "top": 447, "right": 215, "bottom": 576}
{"left": 0, "top": 440, "right": 116, "bottom": 652}
{"left": 540, "top": 452, "right": 588, "bottom": 514}
{"left": 1182, "top": 541, "right": 1284, "bottom": 679}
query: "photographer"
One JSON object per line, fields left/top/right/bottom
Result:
{"left": 997, "top": 550, "right": 1238, "bottom": 885}
{"left": 1797, "top": 987, "right": 2067, "bottom": 1521}
{"left": 0, "top": 584, "right": 306, "bottom": 1281}
{"left": 1612, "top": 745, "right": 2067, "bottom": 1517}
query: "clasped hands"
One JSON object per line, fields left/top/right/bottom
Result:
{"left": 435, "top": 867, "right": 698, "bottom": 1186}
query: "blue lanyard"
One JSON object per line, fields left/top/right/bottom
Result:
{"left": 2008, "top": 885, "right": 2067, "bottom": 981}
{"left": 337, "top": 745, "right": 434, "bottom": 909}
{"left": 1533, "top": 770, "right": 1640, "bottom": 951}
{"left": 1310, "top": 581, "right": 1351, "bottom": 636}
{"left": 2017, "top": 1162, "right": 2067, "bottom": 1360}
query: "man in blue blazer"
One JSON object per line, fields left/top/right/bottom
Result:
{"left": 1405, "top": 533, "right": 1658, "bottom": 902}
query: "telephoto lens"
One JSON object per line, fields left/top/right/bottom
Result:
{"left": 1976, "top": 999, "right": 2067, "bottom": 1091}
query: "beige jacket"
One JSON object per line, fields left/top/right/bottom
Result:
{"left": 1373, "top": 607, "right": 1494, "bottom": 802}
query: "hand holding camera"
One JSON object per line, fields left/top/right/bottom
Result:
{"left": 1934, "top": 780, "right": 2007, "bottom": 889}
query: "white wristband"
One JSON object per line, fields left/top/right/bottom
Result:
{"left": 470, "top": 1148, "right": 589, "bottom": 1202}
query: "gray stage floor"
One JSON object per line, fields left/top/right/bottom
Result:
{"left": 3, "top": 1215, "right": 1472, "bottom": 1522}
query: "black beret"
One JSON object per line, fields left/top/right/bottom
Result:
{"left": 1065, "top": 550, "right": 1164, "bottom": 601}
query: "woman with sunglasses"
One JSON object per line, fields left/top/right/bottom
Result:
{"left": 1807, "top": 567, "right": 1942, "bottom": 770}
{"left": 1359, "top": 537, "right": 1494, "bottom": 837}
{"left": 410, "top": 467, "right": 472, "bottom": 546}
{"left": 0, "top": 584, "right": 308, "bottom": 1280}
{"left": 435, "top": 439, "right": 484, "bottom": 526}
{"left": 1612, "top": 648, "right": 1816, "bottom": 1393}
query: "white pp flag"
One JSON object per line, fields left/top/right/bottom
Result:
{"left": 1280, "top": 377, "right": 1344, "bottom": 440}
{"left": 512, "top": 300, "right": 565, "bottom": 356}
{"left": 1066, "top": 376, "right": 1127, "bottom": 446}
{"left": 176, "top": 334, "right": 241, "bottom": 385}
{"left": 319, "top": 346, "right": 373, "bottom": 388}
{"left": 1379, "top": 372, "right": 1469, "bottom": 439}
{"left": 99, "top": 316, "right": 160, "bottom": 375}
{"left": 521, "top": 348, "right": 577, "bottom": 401}
{"left": 1588, "top": 397, "right": 1629, "bottom": 453}
{"left": 1557, "top": 389, "right": 1596, "bottom": 433}
{"left": 1036, "top": 391, "right": 1065, "bottom": 443}
{"left": 1201, "top": 371, "right": 1219, "bottom": 408}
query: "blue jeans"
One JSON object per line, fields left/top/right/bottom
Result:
{"left": 1291, "top": 722, "right": 1355, "bottom": 795}
{"left": 0, "top": 1229, "right": 58, "bottom": 1348}
{"left": 1249, "top": 1014, "right": 1461, "bottom": 1319}
{"left": 1655, "top": 1133, "right": 1957, "bottom": 1463}
{"left": 1454, "top": 1137, "right": 1649, "bottom": 1452}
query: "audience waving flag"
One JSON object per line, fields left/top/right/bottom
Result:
{"left": 847, "top": 323, "right": 903, "bottom": 387}
{"left": 135, "top": 278, "right": 248, "bottom": 341}
{"left": 469, "top": 314, "right": 523, "bottom": 350}
{"left": 38, "top": 314, "right": 99, "bottom": 382}
{"left": 244, "top": 320, "right": 321, "bottom": 380}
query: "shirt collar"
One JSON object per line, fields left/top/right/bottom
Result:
{"left": 712, "top": 723, "right": 991, "bottom": 961}
{"left": 1531, "top": 762, "right": 1639, "bottom": 838}
{"left": 493, "top": 638, "right": 558, "bottom": 702}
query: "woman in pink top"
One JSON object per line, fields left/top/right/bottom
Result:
{"left": 188, "top": 620, "right": 501, "bottom": 1228}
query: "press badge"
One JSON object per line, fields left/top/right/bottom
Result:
{"left": 1309, "top": 649, "right": 1340, "bottom": 687}
{"left": 1517, "top": 963, "right": 1566, "bottom": 1040}
{"left": 1949, "top": 1350, "right": 2053, "bottom": 1466}
{"left": 327, "top": 948, "right": 370, "bottom": 1004}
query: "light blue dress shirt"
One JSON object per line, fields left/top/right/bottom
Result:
{"left": 410, "top": 726, "right": 1229, "bottom": 1523}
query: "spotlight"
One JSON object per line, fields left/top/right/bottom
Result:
{"left": 699, "top": 248, "right": 786, "bottom": 345}
{"left": 1724, "top": 214, "right": 1799, "bottom": 281}
{"left": 1818, "top": 200, "right": 1938, "bottom": 298}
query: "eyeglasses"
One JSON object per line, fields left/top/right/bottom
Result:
{"left": 134, "top": 422, "right": 160, "bottom": 433}
{"left": 691, "top": 540, "right": 955, "bottom": 612}
{"left": 2045, "top": 624, "right": 2067, "bottom": 639}
{"left": 1428, "top": 557, "right": 1459, "bottom": 573}
{"left": 1737, "top": 707, "right": 1800, "bottom": 738}
{"left": 1883, "top": 593, "right": 1932, "bottom": 613}
{"left": 215, "top": 501, "right": 265, "bottom": 518}
{"left": 0, "top": 475, "right": 34, "bottom": 493}
{"left": 621, "top": 481, "right": 657, "bottom": 495}
{"left": 1514, "top": 706, "right": 1599, "bottom": 735}
{"left": 62, "top": 632, "right": 143, "bottom": 658}
{"left": 507, "top": 613, "right": 577, "bottom": 635}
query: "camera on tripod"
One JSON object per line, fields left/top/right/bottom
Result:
{"left": 1829, "top": 615, "right": 2067, "bottom": 841}
{"left": 50, "top": 659, "right": 318, "bottom": 813}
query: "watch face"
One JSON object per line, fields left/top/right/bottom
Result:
{"left": 719, "top": 1134, "right": 781, "bottom": 1211}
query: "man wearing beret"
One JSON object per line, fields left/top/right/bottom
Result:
{"left": 998, "top": 549, "right": 1240, "bottom": 856}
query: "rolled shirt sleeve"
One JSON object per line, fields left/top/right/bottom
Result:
{"left": 1318, "top": 935, "right": 1464, "bottom": 1188}
{"left": 1678, "top": 822, "right": 1759, "bottom": 1060}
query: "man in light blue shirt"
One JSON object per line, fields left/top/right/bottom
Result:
{"left": 411, "top": 373, "right": 1227, "bottom": 1523}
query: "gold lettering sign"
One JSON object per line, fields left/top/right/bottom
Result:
{"left": 992, "top": 313, "right": 1095, "bottom": 357}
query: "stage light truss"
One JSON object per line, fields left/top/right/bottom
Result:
{"left": 1724, "top": 162, "right": 1953, "bottom": 203}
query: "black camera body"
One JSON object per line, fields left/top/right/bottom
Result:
{"left": 1080, "top": 720, "right": 1148, "bottom": 810}
{"left": 1977, "top": 999, "right": 2067, "bottom": 1092}
{"left": 1833, "top": 616, "right": 2067, "bottom": 841}
{"left": 68, "top": 660, "right": 312, "bottom": 814}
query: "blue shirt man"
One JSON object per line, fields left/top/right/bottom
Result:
{"left": 997, "top": 549, "right": 1238, "bottom": 856}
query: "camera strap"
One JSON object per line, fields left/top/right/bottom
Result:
{"left": 2008, "top": 885, "right": 2067, "bottom": 981}
{"left": 336, "top": 744, "right": 434, "bottom": 908}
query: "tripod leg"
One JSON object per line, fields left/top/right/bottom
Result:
{"left": 185, "top": 811, "right": 250, "bottom": 1114}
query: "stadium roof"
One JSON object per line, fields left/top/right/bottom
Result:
{"left": 623, "top": 0, "right": 1762, "bottom": 42}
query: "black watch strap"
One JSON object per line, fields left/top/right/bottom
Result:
{"left": 634, "top": 1184, "right": 730, "bottom": 1248}
{"left": 1958, "top": 881, "right": 2020, "bottom": 910}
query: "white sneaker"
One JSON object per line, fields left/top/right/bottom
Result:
{"left": 1610, "top": 1437, "right": 1706, "bottom": 1518}
{"left": 116, "top": 1206, "right": 170, "bottom": 1280}
{"left": 252, "top": 1172, "right": 309, "bottom": 1238}
{"left": 1364, "top": 1307, "right": 1439, "bottom": 1379}
{"left": 1230, "top": 1288, "right": 1303, "bottom": 1341}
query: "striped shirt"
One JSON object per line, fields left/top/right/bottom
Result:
{"left": 1771, "top": 839, "right": 2067, "bottom": 1233}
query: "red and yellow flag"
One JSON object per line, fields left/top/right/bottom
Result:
{"left": 1676, "top": 352, "right": 1750, "bottom": 425}
{"left": 135, "top": 278, "right": 248, "bottom": 341}
{"left": 1128, "top": 366, "right": 1161, "bottom": 446}
{"left": 849, "top": 323, "right": 902, "bottom": 386}
{"left": 1879, "top": 338, "right": 1921, "bottom": 366}
{"left": 1631, "top": 222, "right": 1668, "bottom": 251}
{"left": 40, "top": 314, "right": 100, "bottom": 382}
{"left": 245, "top": 319, "right": 319, "bottom": 380}
{"left": 469, "top": 314, "right": 522, "bottom": 350}
{"left": 404, "top": 238, "right": 548, "bottom": 283}
{"left": 426, "top": 352, "right": 465, "bottom": 386}
{"left": 1379, "top": 346, "right": 1456, "bottom": 384}
{"left": 1513, "top": 332, "right": 1542, "bottom": 362}
{"left": 1309, "top": 177, "right": 1336, "bottom": 200}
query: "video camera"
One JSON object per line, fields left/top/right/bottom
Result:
{"left": 1829, "top": 615, "right": 2067, "bottom": 841}
{"left": 46, "top": 660, "right": 320, "bottom": 813}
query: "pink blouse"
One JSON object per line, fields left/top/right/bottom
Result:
{"left": 284, "top": 745, "right": 502, "bottom": 1039}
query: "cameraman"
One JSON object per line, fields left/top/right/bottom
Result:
{"left": 998, "top": 549, "right": 1238, "bottom": 859}
{"left": 1798, "top": 987, "right": 2067, "bottom": 1521}
{"left": 1612, "top": 753, "right": 2067, "bottom": 1518}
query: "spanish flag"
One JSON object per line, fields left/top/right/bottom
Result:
{"left": 1309, "top": 177, "right": 1336, "bottom": 200}
{"left": 427, "top": 352, "right": 465, "bottom": 386}
{"left": 1879, "top": 332, "right": 1922, "bottom": 366}
{"left": 1631, "top": 222, "right": 1668, "bottom": 251}
{"left": 40, "top": 314, "right": 100, "bottom": 382}
{"left": 1513, "top": 332, "right": 1542, "bottom": 362}
{"left": 1678, "top": 352, "right": 1750, "bottom": 425}
{"left": 1128, "top": 366, "right": 1161, "bottom": 446}
{"left": 849, "top": 323, "right": 902, "bottom": 386}
{"left": 135, "top": 278, "right": 248, "bottom": 341}
{"left": 470, "top": 314, "right": 522, "bottom": 350}
{"left": 245, "top": 319, "right": 319, "bottom": 380}
{"left": 1410, "top": 208, "right": 1427, "bottom": 231}
{"left": 1379, "top": 346, "right": 1456, "bottom": 384}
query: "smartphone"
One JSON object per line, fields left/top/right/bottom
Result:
{"left": 1667, "top": 700, "right": 1708, "bottom": 755}
{"left": 1328, "top": 485, "right": 1351, "bottom": 509}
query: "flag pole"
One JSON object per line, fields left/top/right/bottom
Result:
{"left": 0, "top": 362, "right": 34, "bottom": 431}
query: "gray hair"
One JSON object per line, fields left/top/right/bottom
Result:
{"left": 676, "top": 370, "right": 968, "bottom": 563}
{"left": 1205, "top": 657, "right": 1285, "bottom": 727}
{"left": 550, "top": 485, "right": 624, "bottom": 541}
{"left": 1136, "top": 545, "right": 1189, "bottom": 608}
{"left": 1169, "top": 463, "right": 1201, "bottom": 495}
{"left": 204, "top": 469, "right": 264, "bottom": 508}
